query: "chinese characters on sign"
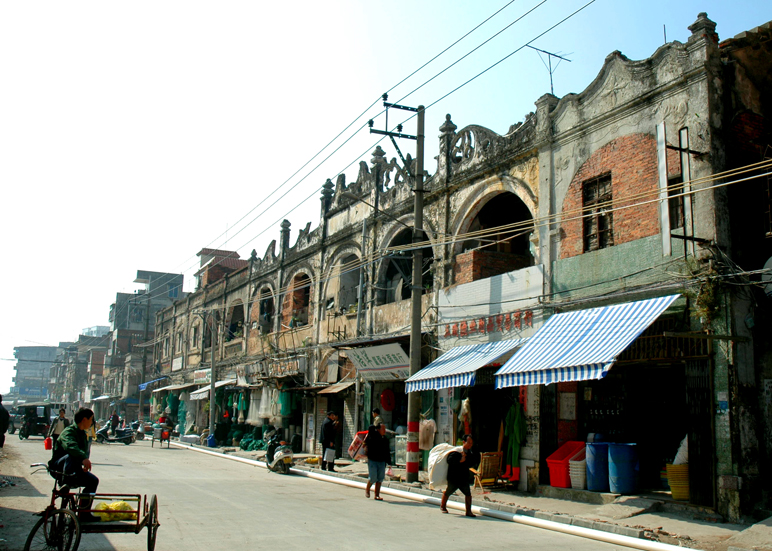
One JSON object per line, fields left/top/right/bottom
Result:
{"left": 346, "top": 344, "right": 410, "bottom": 381}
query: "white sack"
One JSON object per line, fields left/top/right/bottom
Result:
{"left": 428, "top": 443, "right": 462, "bottom": 489}
{"left": 673, "top": 435, "right": 689, "bottom": 465}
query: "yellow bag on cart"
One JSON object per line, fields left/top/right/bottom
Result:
{"left": 94, "top": 501, "right": 137, "bottom": 521}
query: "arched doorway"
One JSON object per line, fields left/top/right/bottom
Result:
{"left": 378, "top": 229, "right": 434, "bottom": 305}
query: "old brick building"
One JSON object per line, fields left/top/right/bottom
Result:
{"left": 151, "top": 14, "right": 770, "bottom": 520}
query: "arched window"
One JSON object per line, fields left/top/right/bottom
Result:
{"left": 282, "top": 274, "right": 312, "bottom": 327}
{"left": 457, "top": 192, "right": 534, "bottom": 283}
{"left": 378, "top": 229, "right": 434, "bottom": 305}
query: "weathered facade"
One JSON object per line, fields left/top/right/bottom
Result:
{"left": 152, "top": 14, "right": 770, "bottom": 520}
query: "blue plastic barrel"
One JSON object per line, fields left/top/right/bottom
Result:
{"left": 207, "top": 434, "right": 217, "bottom": 448}
{"left": 586, "top": 443, "right": 610, "bottom": 492}
{"left": 609, "top": 443, "right": 638, "bottom": 494}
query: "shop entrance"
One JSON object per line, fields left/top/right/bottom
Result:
{"left": 464, "top": 370, "right": 521, "bottom": 453}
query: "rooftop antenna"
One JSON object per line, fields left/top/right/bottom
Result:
{"left": 526, "top": 45, "right": 572, "bottom": 96}
{"left": 664, "top": 24, "right": 667, "bottom": 44}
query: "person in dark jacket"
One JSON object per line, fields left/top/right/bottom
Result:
{"left": 364, "top": 423, "right": 390, "bottom": 500}
{"left": 319, "top": 411, "right": 338, "bottom": 472}
{"left": 440, "top": 434, "right": 480, "bottom": 517}
{"left": 0, "top": 395, "right": 9, "bottom": 448}
{"left": 49, "top": 407, "right": 100, "bottom": 522}
{"left": 48, "top": 408, "right": 71, "bottom": 446}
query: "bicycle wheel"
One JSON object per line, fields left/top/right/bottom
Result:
{"left": 24, "top": 508, "right": 81, "bottom": 551}
{"left": 146, "top": 495, "right": 159, "bottom": 551}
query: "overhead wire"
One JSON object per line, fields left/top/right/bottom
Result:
{"left": 168, "top": 0, "right": 543, "bottom": 282}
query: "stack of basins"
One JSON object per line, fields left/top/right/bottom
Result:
{"left": 666, "top": 464, "right": 690, "bottom": 501}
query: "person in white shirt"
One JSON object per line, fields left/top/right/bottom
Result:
{"left": 48, "top": 408, "right": 70, "bottom": 446}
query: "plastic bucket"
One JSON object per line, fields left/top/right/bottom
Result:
{"left": 207, "top": 434, "right": 217, "bottom": 448}
{"left": 586, "top": 443, "right": 609, "bottom": 492}
{"left": 608, "top": 443, "right": 638, "bottom": 494}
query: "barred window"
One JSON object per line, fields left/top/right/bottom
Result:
{"left": 583, "top": 174, "right": 613, "bottom": 252}
{"left": 668, "top": 175, "right": 684, "bottom": 230}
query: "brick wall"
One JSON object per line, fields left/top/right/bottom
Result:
{"left": 454, "top": 250, "right": 532, "bottom": 284}
{"left": 560, "top": 133, "right": 661, "bottom": 259}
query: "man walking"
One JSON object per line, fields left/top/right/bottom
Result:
{"left": 0, "top": 395, "right": 9, "bottom": 449}
{"left": 48, "top": 408, "right": 70, "bottom": 447}
{"left": 319, "top": 411, "right": 338, "bottom": 472}
{"left": 49, "top": 408, "right": 100, "bottom": 522}
{"left": 440, "top": 434, "right": 480, "bottom": 517}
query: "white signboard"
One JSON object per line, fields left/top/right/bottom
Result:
{"left": 172, "top": 357, "right": 183, "bottom": 372}
{"left": 347, "top": 343, "right": 410, "bottom": 381}
{"left": 193, "top": 368, "right": 211, "bottom": 384}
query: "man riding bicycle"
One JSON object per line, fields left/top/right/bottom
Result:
{"left": 49, "top": 407, "right": 100, "bottom": 522}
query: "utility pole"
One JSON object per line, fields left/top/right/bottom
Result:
{"left": 208, "top": 310, "right": 217, "bottom": 437}
{"left": 368, "top": 96, "right": 424, "bottom": 482}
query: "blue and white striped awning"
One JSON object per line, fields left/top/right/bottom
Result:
{"left": 495, "top": 295, "right": 680, "bottom": 389}
{"left": 406, "top": 338, "right": 527, "bottom": 393}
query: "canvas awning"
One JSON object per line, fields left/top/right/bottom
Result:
{"left": 405, "top": 338, "right": 527, "bottom": 393}
{"left": 189, "top": 379, "right": 237, "bottom": 401}
{"left": 152, "top": 382, "right": 198, "bottom": 394}
{"left": 494, "top": 295, "right": 680, "bottom": 388}
{"left": 92, "top": 395, "right": 112, "bottom": 402}
{"left": 317, "top": 380, "right": 356, "bottom": 395}
{"left": 138, "top": 377, "right": 170, "bottom": 391}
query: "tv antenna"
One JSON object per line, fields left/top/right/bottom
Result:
{"left": 526, "top": 45, "right": 572, "bottom": 95}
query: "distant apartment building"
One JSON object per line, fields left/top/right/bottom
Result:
{"left": 12, "top": 346, "right": 59, "bottom": 400}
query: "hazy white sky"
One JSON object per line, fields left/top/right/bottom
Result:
{"left": 1, "top": 1, "right": 768, "bottom": 393}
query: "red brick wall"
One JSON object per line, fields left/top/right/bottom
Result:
{"left": 454, "top": 250, "right": 531, "bottom": 284}
{"left": 281, "top": 276, "right": 314, "bottom": 326}
{"left": 560, "top": 133, "right": 661, "bottom": 259}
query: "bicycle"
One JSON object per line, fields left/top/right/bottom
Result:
{"left": 25, "top": 463, "right": 82, "bottom": 551}
{"left": 26, "top": 462, "right": 159, "bottom": 551}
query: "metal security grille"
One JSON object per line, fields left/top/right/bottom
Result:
{"left": 685, "top": 358, "right": 716, "bottom": 507}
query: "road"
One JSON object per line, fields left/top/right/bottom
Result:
{"left": 1, "top": 436, "right": 631, "bottom": 551}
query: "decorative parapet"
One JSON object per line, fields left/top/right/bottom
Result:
{"left": 434, "top": 113, "right": 537, "bottom": 184}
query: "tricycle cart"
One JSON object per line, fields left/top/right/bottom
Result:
{"left": 26, "top": 463, "right": 160, "bottom": 551}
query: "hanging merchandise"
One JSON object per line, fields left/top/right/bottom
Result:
{"left": 237, "top": 392, "right": 247, "bottom": 424}
{"left": 380, "top": 389, "right": 396, "bottom": 412}
{"left": 503, "top": 401, "right": 527, "bottom": 480}
{"left": 458, "top": 398, "right": 472, "bottom": 438}
{"left": 227, "top": 394, "right": 234, "bottom": 408}
{"left": 246, "top": 390, "right": 262, "bottom": 425}
{"left": 279, "top": 391, "right": 292, "bottom": 417}
{"left": 177, "top": 399, "right": 188, "bottom": 435}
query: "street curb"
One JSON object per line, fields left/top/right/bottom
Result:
{"left": 169, "top": 441, "right": 685, "bottom": 549}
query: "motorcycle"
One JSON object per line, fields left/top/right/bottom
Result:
{"left": 264, "top": 427, "right": 294, "bottom": 475}
{"left": 96, "top": 423, "right": 134, "bottom": 445}
{"left": 130, "top": 420, "right": 147, "bottom": 441}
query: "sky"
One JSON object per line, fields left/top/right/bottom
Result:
{"left": 1, "top": 0, "right": 769, "bottom": 394}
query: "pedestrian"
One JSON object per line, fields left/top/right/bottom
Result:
{"left": 109, "top": 411, "right": 120, "bottom": 435}
{"left": 48, "top": 408, "right": 71, "bottom": 447}
{"left": 49, "top": 408, "right": 100, "bottom": 522}
{"left": 364, "top": 423, "right": 390, "bottom": 500}
{"left": 319, "top": 411, "right": 338, "bottom": 472}
{"left": 0, "top": 395, "right": 9, "bottom": 449}
{"left": 372, "top": 408, "right": 384, "bottom": 427}
{"left": 440, "top": 434, "right": 480, "bottom": 517}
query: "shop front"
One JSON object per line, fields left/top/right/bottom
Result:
{"left": 406, "top": 338, "right": 529, "bottom": 476}
{"left": 494, "top": 294, "right": 715, "bottom": 506}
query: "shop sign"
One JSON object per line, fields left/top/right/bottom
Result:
{"left": 172, "top": 357, "right": 183, "bottom": 372}
{"left": 268, "top": 357, "right": 306, "bottom": 378}
{"left": 347, "top": 344, "right": 409, "bottom": 381}
{"left": 193, "top": 368, "right": 211, "bottom": 383}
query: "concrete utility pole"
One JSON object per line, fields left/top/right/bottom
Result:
{"left": 368, "top": 97, "right": 424, "bottom": 482}
{"left": 406, "top": 105, "right": 425, "bottom": 482}
{"left": 209, "top": 311, "right": 217, "bottom": 436}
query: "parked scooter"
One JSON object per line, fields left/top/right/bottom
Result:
{"left": 263, "top": 427, "right": 294, "bottom": 474}
{"left": 131, "top": 420, "right": 145, "bottom": 440}
{"left": 96, "top": 423, "right": 134, "bottom": 445}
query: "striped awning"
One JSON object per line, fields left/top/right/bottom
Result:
{"left": 405, "top": 338, "right": 527, "bottom": 393}
{"left": 495, "top": 295, "right": 680, "bottom": 389}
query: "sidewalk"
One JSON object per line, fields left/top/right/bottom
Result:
{"left": 181, "top": 443, "right": 771, "bottom": 551}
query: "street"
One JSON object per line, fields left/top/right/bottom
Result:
{"left": 0, "top": 436, "right": 633, "bottom": 551}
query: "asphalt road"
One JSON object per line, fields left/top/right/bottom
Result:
{"left": 1, "top": 436, "right": 630, "bottom": 551}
